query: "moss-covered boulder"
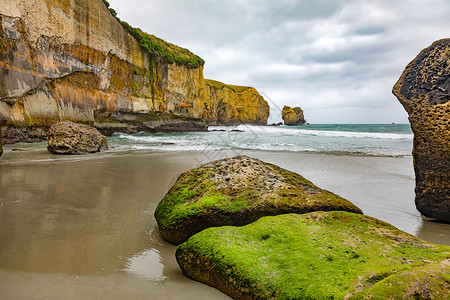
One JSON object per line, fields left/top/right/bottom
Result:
{"left": 176, "top": 212, "right": 450, "bottom": 300}
{"left": 154, "top": 155, "right": 362, "bottom": 245}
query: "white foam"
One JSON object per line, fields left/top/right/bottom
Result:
{"left": 209, "top": 125, "right": 412, "bottom": 140}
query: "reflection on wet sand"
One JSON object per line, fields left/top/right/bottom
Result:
{"left": 416, "top": 218, "right": 450, "bottom": 245}
{"left": 0, "top": 151, "right": 232, "bottom": 299}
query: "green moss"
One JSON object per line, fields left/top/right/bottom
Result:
{"left": 177, "top": 212, "right": 450, "bottom": 299}
{"left": 155, "top": 168, "right": 248, "bottom": 229}
{"left": 103, "top": 2, "right": 204, "bottom": 69}
{"left": 131, "top": 81, "right": 143, "bottom": 97}
{"left": 108, "top": 8, "right": 117, "bottom": 17}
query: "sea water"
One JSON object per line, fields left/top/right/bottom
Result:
{"left": 108, "top": 124, "right": 413, "bottom": 157}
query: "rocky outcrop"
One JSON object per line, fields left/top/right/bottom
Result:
{"left": 154, "top": 155, "right": 362, "bottom": 245}
{"left": 47, "top": 121, "right": 108, "bottom": 154}
{"left": 393, "top": 39, "right": 450, "bottom": 222}
{"left": 282, "top": 105, "right": 305, "bottom": 125}
{"left": 0, "top": 0, "right": 269, "bottom": 143}
{"left": 176, "top": 211, "right": 450, "bottom": 299}
{"left": 201, "top": 80, "right": 270, "bottom": 125}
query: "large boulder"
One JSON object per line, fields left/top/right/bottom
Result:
{"left": 154, "top": 155, "right": 362, "bottom": 245}
{"left": 393, "top": 39, "right": 450, "bottom": 222}
{"left": 176, "top": 211, "right": 450, "bottom": 300}
{"left": 281, "top": 105, "right": 305, "bottom": 125}
{"left": 47, "top": 121, "right": 108, "bottom": 154}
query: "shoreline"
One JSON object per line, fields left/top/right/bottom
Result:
{"left": 0, "top": 147, "right": 448, "bottom": 299}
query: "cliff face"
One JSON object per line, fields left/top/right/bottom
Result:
{"left": 0, "top": 0, "right": 269, "bottom": 143}
{"left": 201, "top": 80, "right": 270, "bottom": 125}
{"left": 393, "top": 39, "right": 450, "bottom": 222}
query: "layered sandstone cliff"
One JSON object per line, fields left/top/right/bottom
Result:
{"left": 393, "top": 39, "right": 450, "bottom": 222}
{"left": 0, "top": 0, "right": 269, "bottom": 143}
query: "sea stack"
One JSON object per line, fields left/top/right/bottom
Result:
{"left": 282, "top": 105, "right": 305, "bottom": 125}
{"left": 393, "top": 39, "right": 450, "bottom": 222}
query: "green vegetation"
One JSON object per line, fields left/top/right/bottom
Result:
{"left": 154, "top": 156, "right": 362, "bottom": 245}
{"left": 154, "top": 169, "right": 223, "bottom": 229}
{"left": 131, "top": 81, "right": 142, "bottom": 98}
{"left": 109, "top": 8, "right": 117, "bottom": 17}
{"left": 205, "top": 79, "right": 252, "bottom": 93}
{"left": 103, "top": 2, "right": 204, "bottom": 69}
{"left": 177, "top": 212, "right": 450, "bottom": 299}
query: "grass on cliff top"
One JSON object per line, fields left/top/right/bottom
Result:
{"left": 177, "top": 212, "right": 450, "bottom": 299}
{"left": 102, "top": 0, "right": 204, "bottom": 69}
{"left": 205, "top": 79, "right": 253, "bottom": 93}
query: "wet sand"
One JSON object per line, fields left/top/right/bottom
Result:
{"left": 0, "top": 146, "right": 449, "bottom": 299}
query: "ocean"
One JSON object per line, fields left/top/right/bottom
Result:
{"left": 109, "top": 124, "right": 413, "bottom": 157}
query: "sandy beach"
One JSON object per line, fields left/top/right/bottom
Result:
{"left": 0, "top": 145, "right": 449, "bottom": 299}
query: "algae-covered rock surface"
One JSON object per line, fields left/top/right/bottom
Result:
{"left": 176, "top": 212, "right": 450, "bottom": 300}
{"left": 47, "top": 121, "right": 108, "bottom": 154}
{"left": 0, "top": 0, "right": 269, "bottom": 142}
{"left": 154, "top": 155, "right": 362, "bottom": 245}
{"left": 393, "top": 38, "right": 450, "bottom": 222}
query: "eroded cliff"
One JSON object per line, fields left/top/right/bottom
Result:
{"left": 393, "top": 38, "right": 450, "bottom": 222}
{"left": 0, "top": 0, "right": 269, "bottom": 143}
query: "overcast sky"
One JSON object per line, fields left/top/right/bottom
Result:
{"left": 108, "top": 0, "right": 450, "bottom": 124}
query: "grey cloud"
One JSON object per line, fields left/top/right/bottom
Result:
{"left": 353, "top": 26, "right": 385, "bottom": 36}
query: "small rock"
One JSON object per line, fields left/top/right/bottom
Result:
{"left": 47, "top": 121, "right": 108, "bottom": 154}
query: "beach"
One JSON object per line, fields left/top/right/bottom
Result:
{"left": 0, "top": 145, "right": 449, "bottom": 299}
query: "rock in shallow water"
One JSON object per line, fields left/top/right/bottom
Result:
{"left": 154, "top": 155, "right": 362, "bottom": 245}
{"left": 393, "top": 38, "right": 450, "bottom": 222}
{"left": 176, "top": 211, "right": 450, "bottom": 300}
{"left": 47, "top": 121, "right": 108, "bottom": 154}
